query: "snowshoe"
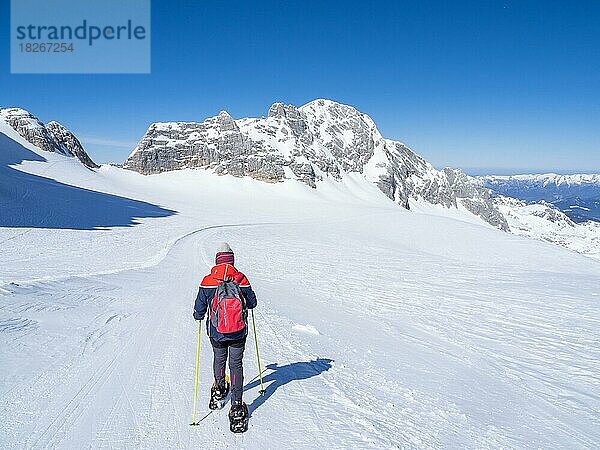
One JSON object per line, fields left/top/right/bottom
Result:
{"left": 209, "top": 376, "right": 230, "bottom": 410}
{"left": 228, "top": 402, "right": 249, "bottom": 433}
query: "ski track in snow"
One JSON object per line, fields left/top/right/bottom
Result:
{"left": 0, "top": 223, "right": 369, "bottom": 449}
{"left": 1, "top": 144, "right": 600, "bottom": 448}
{"left": 1, "top": 218, "right": 599, "bottom": 449}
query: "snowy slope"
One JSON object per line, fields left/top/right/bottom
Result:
{"left": 1, "top": 124, "right": 600, "bottom": 449}
{"left": 470, "top": 173, "right": 600, "bottom": 259}
{"left": 0, "top": 108, "right": 97, "bottom": 168}
{"left": 477, "top": 174, "right": 600, "bottom": 223}
{"left": 493, "top": 196, "right": 600, "bottom": 260}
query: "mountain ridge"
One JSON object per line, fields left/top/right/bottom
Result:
{"left": 0, "top": 107, "right": 98, "bottom": 169}
{"left": 475, "top": 173, "right": 600, "bottom": 224}
{"left": 478, "top": 173, "right": 600, "bottom": 186}
{"left": 3, "top": 103, "right": 600, "bottom": 259}
{"left": 124, "top": 99, "right": 508, "bottom": 230}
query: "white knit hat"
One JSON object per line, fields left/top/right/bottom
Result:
{"left": 216, "top": 242, "right": 233, "bottom": 253}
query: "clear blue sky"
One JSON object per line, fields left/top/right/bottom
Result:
{"left": 1, "top": 0, "right": 599, "bottom": 173}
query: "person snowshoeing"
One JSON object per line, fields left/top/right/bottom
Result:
{"left": 193, "top": 242, "right": 257, "bottom": 432}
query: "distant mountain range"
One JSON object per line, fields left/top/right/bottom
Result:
{"left": 476, "top": 174, "right": 600, "bottom": 223}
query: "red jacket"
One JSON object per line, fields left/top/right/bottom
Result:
{"left": 194, "top": 264, "right": 257, "bottom": 341}
{"left": 200, "top": 263, "right": 251, "bottom": 288}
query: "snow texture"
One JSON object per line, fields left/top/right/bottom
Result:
{"left": 1, "top": 113, "right": 600, "bottom": 449}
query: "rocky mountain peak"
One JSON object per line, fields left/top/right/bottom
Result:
{"left": 123, "top": 100, "right": 508, "bottom": 230}
{"left": 268, "top": 103, "right": 309, "bottom": 137}
{"left": 45, "top": 121, "right": 98, "bottom": 169}
{"left": 216, "top": 111, "right": 237, "bottom": 131}
{"left": 0, "top": 107, "right": 98, "bottom": 168}
{"left": 0, "top": 108, "right": 65, "bottom": 155}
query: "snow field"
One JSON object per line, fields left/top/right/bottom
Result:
{"left": 1, "top": 127, "right": 600, "bottom": 448}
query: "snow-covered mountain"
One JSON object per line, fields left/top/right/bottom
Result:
{"left": 3, "top": 110, "right": 600, "bottom": 448}
{"left": 494, "top": 196, "right": 600, "bottom": 260}
{"left": 470, "top": 174, "right": 600, "bottom": 258}
{"left": 124, "top": 99, "right": 508, "bottom": 230}
{"left": 480, "top": 173, "right": 600, "bottom": 186}
{"left": 477, "top": 174, "right": 600, "bottom": 223}
{"left": 0, "top": 107, "right": 97, "bottom": 169}
{"left": 1, "top": 117, "right": 600, "bottom": 448}
{"left": 5, "top": 104, "right": 600, "bottom": 261}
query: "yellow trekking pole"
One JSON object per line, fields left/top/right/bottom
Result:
{"left": 190, "top": 320, "right": 202, "bottom": 426}
{"left": 251, "top": 309, "right": 265, "bottom": 395}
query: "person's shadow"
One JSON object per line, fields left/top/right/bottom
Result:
{"left": 244, "top": 358, "right": 334, "bottom": 415}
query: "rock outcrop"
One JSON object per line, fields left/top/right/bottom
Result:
{"left": 0, "top": 108, "right": 98, "bottom": 169}
{"left": 46, "top": 121, "right": 98, "bottom": 169}
{"left": 124, "top": 99, "right": 508, "bottom": 230}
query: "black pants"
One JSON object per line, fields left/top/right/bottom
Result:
{"left": 210, "top": 337, "right": 246, "bottom": 404}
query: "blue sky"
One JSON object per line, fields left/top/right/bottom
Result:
{"left": 1, "top": 0, "right": 599, "bottom": 173}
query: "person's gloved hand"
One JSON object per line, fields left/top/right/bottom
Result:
{"left": 193, "top": 310, "right": 203, "bottom": 321}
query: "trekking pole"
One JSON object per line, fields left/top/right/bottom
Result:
{"left": 251, "top": 309, "right": 265, "bottom": 395}
{"left": 190, "top": 320, "right": 202, "bottom": 426}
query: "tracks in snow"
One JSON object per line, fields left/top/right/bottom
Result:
{"left": 0, "top": 221, "right": 340, "bottom": 449}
